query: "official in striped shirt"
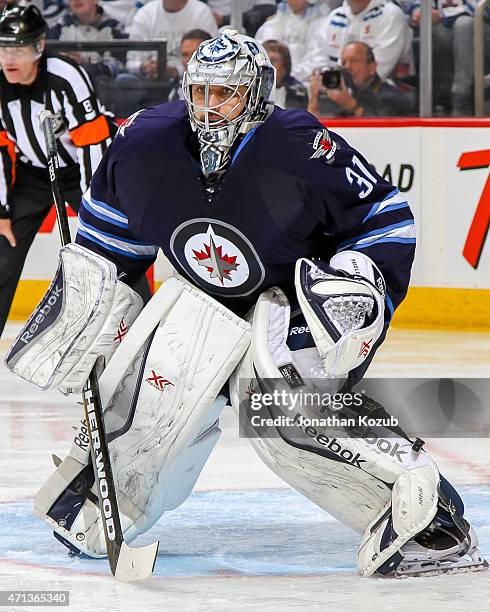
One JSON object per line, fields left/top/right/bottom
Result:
{"left": 0, "top": 4, "right": 115, "bottom": 337}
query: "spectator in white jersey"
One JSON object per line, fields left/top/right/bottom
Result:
{"left": 168, "top": 28, "right": 212, "bottom": 101}
{"left": 0, "top": 4, "right": 116, "bottom": 337}
{"left": 99, "top": 0, "right": 150, "bottom": 27}
{"left": 44, "top": 0, "right": 140, "bottom": 29}
{"left": 205, "top": 0, "right": 276, "bottom": 36}
{"left": 295, "top": 0, "right": 414, "bottom": 86}
{"left": 256, "top": 0, "right": 330, "bottom": 82}
{"left": 308, "top": 40, "right": 414, "bottom": 117}
{"left": 263, "top": 39, "right": 309, "bottom": 109}
{"left": 406, "top": 0, "right": 490, "bottom": 115}
{"left": 127, "top": 0, "right": 217, "bottom": 80}
{"left": 47, "top": 0, "right": 128, "bottom": 79}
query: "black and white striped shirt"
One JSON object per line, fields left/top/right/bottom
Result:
{"left": 0, "top": 53, "right": 114, "bottom": 218}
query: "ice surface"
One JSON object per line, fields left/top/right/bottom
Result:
{"left": 1, "top": 324, "right": 489, "bottom": 611}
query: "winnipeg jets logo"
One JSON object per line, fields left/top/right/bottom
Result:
{"left": 193, "top": 233, "right": 239, "bottom": 284}
{"left": 187, "top": 225, "right": 244, "bottom": 287}
{"left": 310, "top": 129, "right": 337, "bottom": 162}
{"left": 117, "top": 109, "right": 144, "bottom": 137}
{"left": 171, "top": 219, "right": 265, "bottom": 296}
{"left": 197, "top": 34, "right": 240, "bottom": 63}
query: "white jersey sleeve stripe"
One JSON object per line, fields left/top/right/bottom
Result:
{"left": 341, "top": 222, "right": 416, "bottom": 251}
{"left": 77, "top": 217, "right": 159, "bottom": 258}
{"left": 362, "top": 189, "right": 410, "bottom": 222}
{"left": 339, "top": 219, "right": 415, "bottom": 251}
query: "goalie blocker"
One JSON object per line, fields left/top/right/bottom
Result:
{"left": 6, "top": 243, "right": 144, "bottom": 394}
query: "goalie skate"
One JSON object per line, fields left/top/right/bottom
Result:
{"left": 395, "top": 522, "right": 489, "bottom": 578}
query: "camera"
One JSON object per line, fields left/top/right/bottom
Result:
{"left": 321, "top": 67, "right": 342, "bottom": 89}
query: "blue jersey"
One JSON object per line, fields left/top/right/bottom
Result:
{"left": 76, "top": 101, "right": 415, "bottom": 322}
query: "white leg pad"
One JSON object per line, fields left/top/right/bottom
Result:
{"left": 34, "top": 278, "right": 250, "bottom": 557}
{"left": 230, "top": 286, "right": 440, "bottom": 576}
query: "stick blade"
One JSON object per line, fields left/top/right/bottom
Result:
{"left": 114, "top": 540, "right": 159, "bottom": 582}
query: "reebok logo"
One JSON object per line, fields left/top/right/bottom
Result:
{"left": 73, "top": 418, "right": 90, "bottom": 452}
{"left": 289, "top": 325, "right": 310, "bottom": 336}
{"left": 293, "top": 414, "right": 367, "bottom": 469}
{"left": 20, "top": 284, "right": 63, "bottom": 344}
{"left": 347, "top": 422, "right": 409, "bottom": 463}
{"left": 146, "top": 370, "right": 174, "bottom": 392}
{"left": 294, "top": 413, "right": 409, "bottom": 465}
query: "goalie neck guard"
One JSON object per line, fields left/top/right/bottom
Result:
{"left": 182, "top": 30, "right": 275, "bottom": 176}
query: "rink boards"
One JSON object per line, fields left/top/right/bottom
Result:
{"left": 8, "top": 117, "right": 490, "bottom": 330}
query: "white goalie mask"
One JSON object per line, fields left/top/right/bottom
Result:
{"left": 182, "top": 30, "right": 276, "bottom": 175}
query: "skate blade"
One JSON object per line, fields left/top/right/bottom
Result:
{"left": 395, "top": 557, "right": 489, "bottom": 578}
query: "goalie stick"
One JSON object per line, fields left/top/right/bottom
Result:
{"left": 39, "top": 110, "right": 159, "bottom": 582}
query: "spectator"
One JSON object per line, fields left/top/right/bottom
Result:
{"left": 263, "top": 39, "right": 308, "bottom": 109}
{"left": 99, "top": 0, "right": 152, "bottom": 27}
{"left": 127, "top": 0, "right": 217, "bottom": 80}
{"left": 407, "top": 0, "right": 490, "bottom": 115}
{"left": 42, "top": 0, "right": 68, "bottom": 26}
{"left": 296, "top": 0, "right": 414, "bottom": 86}
{"left": 308, "top": 41, "right": 414, "bottom": 117}
{"left": 256, "top": 0, "right": 330, "bottom": 81}
{"left": 207, "top": 0, "right": 276, "bottom": 36}
{"left": 317, "top": 0, "right": 341, "bottom": 11}
{"left": 47, "top": 0, "right": 128, "bottom": 79}
{"left": 168, "top": 28, "right": 211, "bottom": 101}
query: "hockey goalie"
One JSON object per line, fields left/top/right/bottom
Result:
{"left": 6, "top": 30, "right": 487, "bottom": 578}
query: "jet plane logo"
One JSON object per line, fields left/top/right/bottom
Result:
{"left": 310, "top": 128, "right": 337, "bottom": 163}
{"left": 193, "top": 234, "right": 239, "bottom": 284}
{"left": 197, "top": 34, "right": 240, "bottom": 63}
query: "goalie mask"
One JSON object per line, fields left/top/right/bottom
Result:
{"left": 182, "top": 30, "right": 275, "bottom": 175}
